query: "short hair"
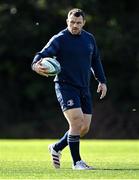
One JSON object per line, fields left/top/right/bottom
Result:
{"left": 67, "top": 8, "right": 85, "bottom": 20}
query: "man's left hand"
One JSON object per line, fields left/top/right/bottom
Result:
{"left": 97, "top": 83, "right": 107, "bottom": 99}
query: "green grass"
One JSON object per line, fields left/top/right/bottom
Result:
{"left": 0, "top": 140, "right": 139, "bottom": 179}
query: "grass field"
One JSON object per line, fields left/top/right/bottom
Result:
{"left": 0, "top": 139, "right": 139, "bottom": 179}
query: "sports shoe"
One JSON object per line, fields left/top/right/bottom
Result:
{"left": 72, "top": 160, "right": 93, "bottom": 170}
{"left": 48, "top": 144, "right": 61, "bottom": 168}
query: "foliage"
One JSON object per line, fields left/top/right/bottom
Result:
{"left": 0, "top": 0, "right": 139, "bottom": 138}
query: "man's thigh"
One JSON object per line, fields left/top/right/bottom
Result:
{"left": 63, "top": 108, "right": 83, "bottom": 123}
{"left": 63, "top": 108, "right": 84, "bottom": 135}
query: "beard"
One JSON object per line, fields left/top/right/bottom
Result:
{"left": 71, "top": 28, "right": 81, "bottom": 34}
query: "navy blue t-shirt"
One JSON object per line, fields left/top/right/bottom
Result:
{"left": 32, "top": 28, "right": 106, "bottom": 87}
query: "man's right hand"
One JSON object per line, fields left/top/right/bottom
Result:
{"left": 32, "top": 60, "right": 49, "bottom": 77}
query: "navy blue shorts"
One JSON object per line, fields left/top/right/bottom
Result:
{"left": 55, "top": 82, "right": 93, "bottom": 114}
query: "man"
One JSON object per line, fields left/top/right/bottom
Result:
{"left": 32, "top": 8, "right": 107, "bottom": 170}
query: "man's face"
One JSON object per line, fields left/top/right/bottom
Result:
{"left": 66, "top": 15, "right": 85, "bottom": 35}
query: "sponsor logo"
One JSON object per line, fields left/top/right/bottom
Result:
{"left": 67, "top": 99, "right": 74, "bottom": 106}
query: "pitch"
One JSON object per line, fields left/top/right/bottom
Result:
{"left": 0, "top": 140, "right": 139, "bottom": 179}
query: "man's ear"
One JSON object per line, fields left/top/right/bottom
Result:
{"left": 66, "top": 19, "right": 69, "bottom": 25}
{"left": 83, "top": 20, "right": 86, "bottom": 26}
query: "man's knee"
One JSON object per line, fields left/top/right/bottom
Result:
{"left": 64, "top": 108, "right": 84, "bottom": 134}
{"left": 69, "top": 114, "right": 84, "bottom": 134}
{"left": 80, "top": 125, "right": 90, "bottom": 137}
{"left": 71, "top": 115, "right": 83, "bottom": 128}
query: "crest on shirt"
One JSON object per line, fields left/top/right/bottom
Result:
{"left": 67, "top": 99, "right": 74, "bottom": 107}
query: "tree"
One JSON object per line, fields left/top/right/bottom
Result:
{"left": 0, "top": 0, "right": 139, "bottom": 138}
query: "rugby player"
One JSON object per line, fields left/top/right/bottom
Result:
{"left": 32, "top": 8, "right": 107, "bottom": 170}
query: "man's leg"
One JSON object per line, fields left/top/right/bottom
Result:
{"left": 53, "top": 131, "right": 68, "bottom": 152}
{"left": 64, "top": 108, "right": 83, "bottom": 166}
{"left": 64, "top": 108, "right": 93, "bottom": 170}
{"left": 52, "top": 82, "right": 93, "bottom": 169}
{"left": 48, "top": 131, "right": 68, "bottom": 168}
{"left": 80, "top": 114, "right": 92, "bottom": 137}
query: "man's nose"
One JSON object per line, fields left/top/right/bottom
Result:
{"left": 73, "top": 23, "right": 78, "bottom": 27}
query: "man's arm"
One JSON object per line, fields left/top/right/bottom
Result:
{"left": 91, "top": 38, "right": 106, "bottom": 83}
{"left": 91, "top": 37, "right": 107, "bottom": 99}
{"left": 32, "top": 35, "right": 60, "bottom": 76}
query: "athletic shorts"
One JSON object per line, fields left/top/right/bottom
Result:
{"left": 55, "top": 82, "right": 93, "bottom": 114}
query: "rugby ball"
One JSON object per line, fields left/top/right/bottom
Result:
{"left": 41, "top": 57, "right": 61, "bottom": 76}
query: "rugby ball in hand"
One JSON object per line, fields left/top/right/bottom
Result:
{"left": 41, "top": 57, "right": 61, "bottom": 76}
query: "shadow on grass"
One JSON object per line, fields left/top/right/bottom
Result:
{"left": 95, "top": 168, "right": 139, "bottom": 171}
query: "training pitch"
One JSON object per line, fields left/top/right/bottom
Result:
{"left": 0, "top": 139, "right": 139, "bottom": 179}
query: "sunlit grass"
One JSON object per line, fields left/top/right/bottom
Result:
{"left": 0, "top": 139, "right": 139, "bottom": 179}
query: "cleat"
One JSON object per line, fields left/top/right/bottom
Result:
{"left": 48, "top": 144, "right": 61, "bottom": 168}
{"left": 72, "top": 160, "right": 93, "bottom": 170}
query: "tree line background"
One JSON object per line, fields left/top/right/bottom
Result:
{"left": 0, "top": 0, "right": 139, "bottom": 139}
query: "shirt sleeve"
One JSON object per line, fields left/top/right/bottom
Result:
{"left": 32, "top": 35, "right": 60, "bottom": 65}
{"left": 91, "top": 37, "right": 107, "bottom": 84}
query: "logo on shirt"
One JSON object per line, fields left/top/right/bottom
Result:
{"left": 67, "top": 99, "right": 74, "bottom": 107}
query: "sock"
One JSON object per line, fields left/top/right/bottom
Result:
{"left": 53, "top": 131, "right": 68, "bottom": 152}
{"left": 67, "top": 134, "right": 81, "bottom": 165}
